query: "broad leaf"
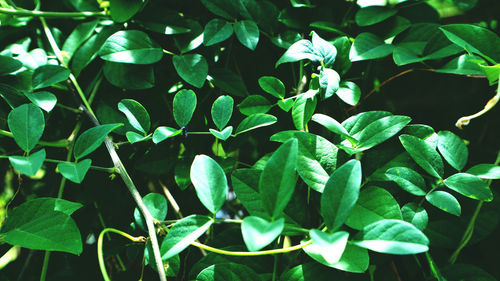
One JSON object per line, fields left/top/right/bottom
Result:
{"left": 353, "top": 219, "right": 429, "bottom": 255}
{"left": 200, "top": 0, "right": 238, "bottom": 20}
{"left": 234, "top": 113, "right": 277, "bottom": 135}
{"left": 292, "top": 93, "right": 317, "bottom": 130}
{"left": 73, "top": 123, "right": 123, "bottom": 160}
{"left": 355, "top": 6, "right": 397, "bottom": 26}
{"left": 353, "top": 115, "right": 411, "bottom": 151}
{"left": 349, "top": 33, "right": 393, "bottom": 62}
{"left": 426, "top": 191, "right": 461, "bottom": 216}
{"left": 234, "top": 20, "right": 259, "bottom": 50}
{"left": 152, "top": 127, "right": 182, "bottom": 144}
{"left": 385, "top": 167, "right": 427, "bottom": 196}
{"left": 437, "top": 131, "right": 468, "bottom": 171}
{"left": 259, "top": 139, "right": 298, "bottom": 218}
{"left": 57, "top": 159, "right": 92, "bottom": 184}
{"left": 103, "top": 61, "right": 155, "bottom": 89}
{"left": 401, "top": 203, "right": 428, "bottom": 231}
{"left": 444, "top": 173, "right": 493, "bottom": 201}
{"left": 109, "top": 0, "right": 143, "bottom": 23}
{"left": 62, "top": 20, "right": 99, "bottom": 64}
{"left": 275, "top": 40, "right": 322, "bottom": 67}
{"left": 241, "top": 216, "right": 284, "bottom": 251}
{"left": 173, "top": 89, "right": 197, "bottom": 127}
{"left": 0, "top": 55, "right": 22, "bottom": 75}
{"left": 211, "top": 95, "right": 234, "bottom": 130}
{"left": 336, "top": 81, "right": 361, "bottom": 106}
{"left": 32, "top": 65, "right": 71, "bottom": 90}
{"left": 231, "top": 169, "right": 269, "bottom": 219}
{"left": 308, "top": 230, "right": 349, "bottom": 264}
{"left": 190, "top": 155, "right": 228, "bottom": 214}
{"left": 9, "top": 149, "right": 46, "bottom": 177}
{"left": 118, "top": 99, "right": 151, "bottom": 135}
{"left": 258, "top": 76, "right": 285, "bottom": 99}
{"left": 209, "top": 126, "right": 233, "bottom": 141}
{"left": 8, "top": 103, "right": 45, "bottom": 153}
{"left": 238, "top": 95, "right": 272, "bottom": 116}
{"left": 311, "top": 113, "right": 353, "bottom": 140}
{"left": 99, "top": 30, "right": 163, "bottom": 64}
{"left": 126, "top": 131, "right": 149, "bottom": 144}
{"left": 303, "top": 242, "right": 369, "bottom": 273}
{"left": 172, "top": 54, "right": 208, "bottom": 88}
{"left": 210, "top": 67, "right": 249, "bottom": 97}
{"left": 400, "top": 134, "right": 444, "bottom": 179}
{"left": 134, "top": 193, "right": 168, "bottom": 231}
{"left": 319, "top": 68, "right": 340, "bottom": 99}
{"left": 311, "top": 31, "right": 337, "bottom": 67}
{"left": 466, "top": 164, "right": 500, "bottom": 179}
{"left": 345, "top": 186, "right": 402, "bottom": 230}
{"left": 196, "top": 263, "right": 261, "bottom": 281}
{"left": 203, "top": 19, "right": 234, "bottom": 46}
{"left": 160, "top": 215, "right": 213, "bottom": 259}
{"left": 23, "top": 91, "right": 57, "bottom": 112}
{"left": 321, "top": 159, "right": 362, "bottom": 231}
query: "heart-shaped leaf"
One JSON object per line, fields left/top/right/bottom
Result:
{"left": 241, "top": 216, "right": 284, "bottom": 251}
{"left": 309, "top": 230, "right": 349, "bottom": 263}
{"left": 118, "top": 99, "right": 151, "bottom": 135}
{"left": 73, "top": 123, "right": 123, "bottom": 160}
{"left": 32, "top": 65, "right": 71, "bottom": 90}
{"left": 8, "top": 103, "right": 45, "bottom": 153}
{"left": 161, "top": 215, "right": 213, "bottom": 259}
{"left": 209, "top": 126, "right": 233, "bottom": 141}
{"left": 172, "top": 54, "right": 208, "bottom": 88}
{"left": 23, "top": 91, "right": 57, "bottom": 112}
{"left": 258, "top": 76, "right": 285, "bottom": 99}
{"left": 211, "top": 95, "right": 234, "bottom": 130}
{"left": 9, "top": 149, "right": 46, "bottom": 177}
{"left": 152, "top": 126, "right": 182, "bottom": 144}
{"left": 99, "top": 30, "right": 163, "bottom": 64}
{"left": 203, "top": 19, "right": 233, "bottom": 46}
{"left": 173, "top": 89, "right": 197, "bottom": 128}
{"left": 190, "top": 155, "right": 228, "bottom": 214}
{"left": 277, "top": 98, "right": 294, "bottom": 112}
{"left": 57, "top": 159, "right": 92, "bottom": 184}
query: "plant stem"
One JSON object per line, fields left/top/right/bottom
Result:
{"left": 43, "top": 158, "right": 118, "bottom": 173}
{"left": 98, "top": 228, "right": 146, "bottom": 281}
{"left": 0, "top": 7, "right": 107, "bottom": 19}
{"left": 190, "top": 240, "right": 312, "bottom": 256}
{"left": 0, "top": 129, "right": 69, "bottom": 148}
{"left": 39, "top": 251, "right": 50, "bottom": 281}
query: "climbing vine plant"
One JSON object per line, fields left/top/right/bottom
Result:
{"left": 0, "top": 0, "right": 499, "bottom": 280}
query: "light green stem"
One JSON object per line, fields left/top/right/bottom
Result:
{"left": 0, "top": 7, "right": 106, "bottom": 19}
{"left": 190, "top": 240, "right": 312, "bottom": 256}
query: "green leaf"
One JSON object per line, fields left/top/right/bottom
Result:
{"left": 99, "top": 30, "right": 163, "bottom": 64}
{"left": 437, "top": 131, "right": 468, "bottom": 171}
{"left": 190, "top": 155, "right": 228, "bottom": 214}
{"left": 238, "top": 95, "right": 272, "bottom": 116}
{"left": 160, "top": 215, "right": 213, "bottom": 259}
{"left": 441, "top": 263, "right": 497, "bottom": 281}
{"left": 172, "top": 54, "right": 208, "bottom": 88}
{"left": 62, "top": 20, "right": 99, "bottom": 64}
{"left": 196, "top": 263, "right": 261, "bottom": 281}
{"left": 321, "top": 159, "right": 362, "bottom": 231}
{"left": 234, "top": 20, "right": 259, "bottom": 50}
{"left": 275, "top": 40, "right": 322, "bottom": 67}
{"left": 355, "top": 6, "right": 397, "bottom": 26}
{"left": 0, "top": 55, "right": 22, "bottom": 75}
{"left": 134, "top": 193, "right": 168, "bottom": 231}
{"left": 209, "top": 127, "right": 233, "bottom": 141}
{"left": 426, "top": 191, "right": 461, "bottom": 216}
{"left": 73, "top": 123, "right": 123, "bottom": 160}
{"left": 210, "top": 67, "right": 249, "bottom": 97}
{"left": 349, "top": 32, "right": 393, "bottom": 62}
{"left": 234, "top": 113, "right": 277, "bottom": 135}
{"left": 231, "top": 169, "right": 269, "bottom": 219}
{"left": 336, "top": 81, "right": 361, "bottom": 106}
{"left": 385, "top": 167, "right": 427, "bottom": 196}
{"left": 211, "top": 95, "right": 234, "bottom": 130}
{"left": 23, "top": 91, "right": 57, "bottom": 112}
{"left": 241, "top": 216, "right": 284, "bottom": 251}
{"left": 444, "top": 173, "right": 493, "bottom": 201}
{"left": 319, "top": 68, "right": 340, "bottom": 99}
{"left": 9, "top": 149, "right": 46, "bottom": 177}
{"left": 200, "top": 0, "right": 238, "bottom": 20}
{"left": 309, "top": 230, "right": 349, "bottom": 263}
{"left": 173, "top": 89, "right": 197, "bottom": 128}
{"left": 436, "top": 54, "right": 484, "bottom": 76}
{"left": 126, "top": 131, "right": 149, "bottom": 143}
{"left": 401, "top": 203, "right": 428, "bottom": 231}
{"left": 354, "top": 115, "right": 412, "bottom": 151}
{"left": 400, "top": 134, "right": 444, "bottom": 178}
{"left": 479, "top": 63, "right": 500, "bottom": 85}
{"left": 32, "top": 65, "right": 70, "bottom": 90}
{"left": 278, "top": 98, "right": 294, "bottom": 112}
{"left": 311, "top": 113, "right": 353, "bottom": 140}
{"left": 466, "top": 164, "right": 500, "bottom": 179}
{"left": 439, "top": 24, "right": 500, "bottom": 64}
{"left": 353, "top": 219, "right": 429, "bottom": 255}
{"left": 109, "top": 0, "right": 143, "bottom": 23}
{"left": 345, "top": 186, "right": 403, "bottom": 230}
{"left": 258, "top": 76, "right": 285, "bottom": 99}
{"left": 8, "top": 103, "right": 45, "bottom": 153}
{"left": 173, "top": 19, "right": 204, "bottom": 53}
{"left": 303, "top": 242, "right": 369, "bottom": 273}
{"left": 175, "top": 160, "right": 192, "bottom": 191}
{"left": 259, "top": 139, "right": 298, "bottom": 218}
{"left": 103, "top": 61, "right": 155, "bottom": 90}
{"left": 280, "top": 262, "right": 350, "bottom": 280}
{"left": 203, "top": 19, "right": 234, "bottom": 46}
{"left": 57, "top": 159, "right": 92, "bottom": 184}
{"left": 311, "top": 31, "right": 337, "bottom": 67}
{"left": 152, "top": 127, "right": 182, "bottom": 144}
{"left": 117, "top": 99, "right": 150, "bottom": 135}
{"left": 0, "top": 198, "right": 82, "bottom": 255}
{"left": 292, "top": 93, "right": 317, "bottom": 130}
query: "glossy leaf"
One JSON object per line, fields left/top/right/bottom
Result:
{"left": 190, "top": 155, "right": 228, "bottom": 214}
{"left": 152, "top": 127, "right": 182, "bottom": 144}
{"left": 311, "top": 31, "right": 337, "bottom": 67}
{"left": 234, "top": 20, "right": 259, "bottom": 50}
{"left": 200, "top": 0, "right": 238, "bottom": 20}
{"left": 386, "top": 167, "right": 427, "bottom": 196}
{"left": 426, "top": 191, "right": 461, "bottom": 216}
{"left": 292, "top": 93, "right": 317, "bottom": 130}
{"left": 355, "top": 6, "right": 397, "bottom": 26}
{"left": 241, "top": 216, "right": 284, "bottom": 251}
{"left": 259, "top": 139, "right": 298, "bottom": 218}
{"left": 9, "top": 149, "right": 46, "bottom": 177}
{"left": 209, "top": 126, "right": 233, "bottom": 141}
{"left": 173, "top": 89, "right": 197, "bottom": 127}
{"left": 103, "top": 61, "right": 155, "bottom": 89}
{"left": 275, "top": 40, "right": 322, "bottom": 67}
{"left": 23, "top": 91, "right": 57, "bottom": 112}
{"left": 258, "top": 76, "right": 285, "bottom": 99}
{"left": 211, "top": 95, "right": 234, "bottom": 130}
{"left": 349, "top": 33, "right": 393, "bottom": 62}
{"left": 196, "top": 263, "right": 261, "bottom": 281}
{"left": 99, "top": 30, "right": 163, "bottom": 64}
{"left": 118, "top": 99, "right": 151, "bottom": 135}
{"left": 444, "top": 173, "right": 493, "bottom": 201}
{"left": 234, "top": 113, "right": 277, "bottom": 135}
{"left": 303, "top": 242, "right": 369, "bottom": 273}
{"left": 354, "top": 115, "right": 411, "bottom": 151}
{"left": 321, "top": 160, "right": 362, "bottom": 231}
{"left": 134, "top": 193, "right": 168, "bottom": 231}
{"left": 309, "top": 230, "right": 349, "bottom": 263}
{"left": 466, "top": 164, "right": 500, "bottom": 179}
{"left": 0, "top": 55, "right": 22, "bottom": 75}
{"left": 203, "top": 19, "right": 233, "bottom": 46}
{"left": 400, "top": 134, "right": 444, "bottom": 179}
{"left": 319, "top": 68, "right": 340, "bottom": 99}
{"left": 336, "top": 81, "right": 361, "bottom": 106}
{"left": 437, "top": 131, "right": 468, "bottom": 171}
{"left": 172, "top": 54, "right": 208, "bottom": 88}
{"left": 32, "top": 65, "right": 70, "bottom": 90}
{"left": 0, "top": 198, "right": 82, "bottom": 255}
{"left": 57, "top": 159, "right": 92, "bottom": 184}
{"left": 436, "top": 54, "right": 484, "bottom": 76}
{"left": 238, "top": 95, "right": 272, "bottom": 116}
{"left": 353, "top": 219, "right": 429, "bottom": 255}
{"left": 62, "top": 20, "right": 99, "bottom": 64}
{"left": 346, "top": 186, "right": 402, "bottom": 230}
{"left": 73, "top": 123, "right": 123, "bottom": 160}
{"left": 401, "top": 203, "right": 428, "bottom": 231}
{"left": 109, "top": 0, "right": 143, "bottom": 23}
{"left": 311, "top": 113, "right": 352, "bottom": 140}
{"left": 8, "top": 103, "right": 45, "bottom": 153}
{"left": 231, "top": 169, "right": 269, "bottom": 219}
{"left": 160, "top": 215, "right": 213, "bottom": 259}
{"left": 126, "top": 131, "right": 149, "bottom": 144}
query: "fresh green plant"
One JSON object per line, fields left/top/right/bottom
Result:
{"left": 0, "top": 0, "right": 499, "bottom": 280}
